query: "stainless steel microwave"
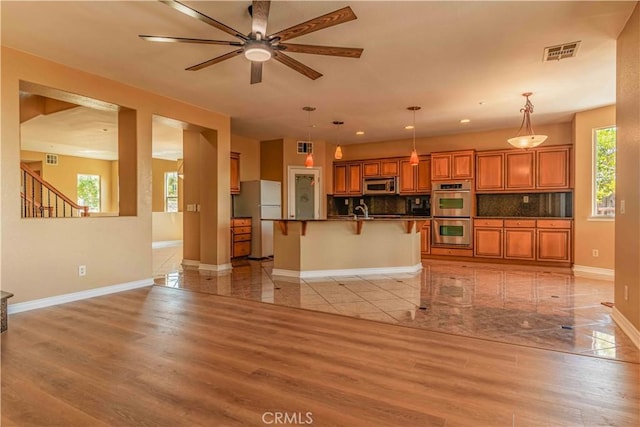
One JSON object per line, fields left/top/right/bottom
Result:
{"left": 363, "top": 177, "right": 398, "bottom": 195}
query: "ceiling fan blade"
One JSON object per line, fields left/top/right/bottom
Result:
{"left": 250, "top": 62, "right": 263, "bottom": 85}
{"left": 139, "top": 35, "right": 242, "bottom": 46}
{"left": 279, "top": 43, "right": 363, "bottom": 58}
{"left": 273, "top": 52, "right": 322, "bottom": 80}
{"left": 251, "top": 1, "right": 271, "bottom": 37}
{"left": 160, "top": 0, "right": 248, "bottom": 41}
{"left": 186, "top": 49, "right": 244, "bottom": 71}
{"left": 270, "top": 6, "right": 357, "bottom": 42}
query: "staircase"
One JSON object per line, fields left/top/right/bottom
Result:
{"left": 20, "top": 162, "right": 89, "bottom": 218}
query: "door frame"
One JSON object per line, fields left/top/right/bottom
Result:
{"left": 287, "top": 166, "right": 322, "bottom": 219}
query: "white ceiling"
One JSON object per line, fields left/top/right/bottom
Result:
{"left": 4, "top": 1, "right": 636, "bottom": 158}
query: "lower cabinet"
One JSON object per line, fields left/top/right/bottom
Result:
{"left": 420, "top": 221, "right": 431, "bottom": 256}
{"left": 231, "top": 218, "right": 252, "bottom": 258}
{"left": 472, "top": 218, "right": 571, "bottom": 264}
{"left": 503, "top": 219, "right": 536, "bottom": 260}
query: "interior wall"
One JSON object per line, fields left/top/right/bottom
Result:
{"left": 231, "top": 134, "right": 260, "bottom": 182}
{"left": 573, "top": 106, "right": 616, "bottom": 270}
{"left": 20, "top": 150, "right": 116, "bottom": 212}
{"left": 260, "top": 139, "right": 284, "bottom": 182}
{"left": 615, "top": 2, "right": 640, "bottom": 333}
{"left": 1, "top": 47, "right": 230, "bottom": 304}
{"left": 152, "top": 212, "right": 183, "bottom": 242}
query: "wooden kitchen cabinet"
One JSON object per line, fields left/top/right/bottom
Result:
{"left": 231, "top": 217, "right": 251, "bottom": 258}
{"left": 536, "top": 219, "right": 572, "bottom": 262}
{"left": 399, "top": 157, "right": 431, "bottom": 193}
{"left": 536, "top": 147, "right": 570, "bottom": 189}
{"left": 474, "top": 219, "right": 504, "bottom": 258}
{"left": 503, "top": 220, "right": 536, "bottom": 260}
{"left": 505, "top": 151, "right": 535, "bottom": 190}
{"left": 333, "top": 162, "right": 362, "bottom": 195}
{"left": 230, "top": 152, "right": 240, "bottom": 194}
{"left": 476, "top": 152, "right": 504, "bottom": 191}
{"left": 431, "top": 150, "right": 475, "bottom": 181}
{"left": 420, "top": 221, "right": 431, "bottom": 256}
{"left": 363, "top": 159, "right": 399, "bottom": 177}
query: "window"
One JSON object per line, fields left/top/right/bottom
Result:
{"left": 165, "top": 171, "right": 178, "bottom": 212}
{"left": 77, "top": 174, "right": 101, "bottom": 213}
{"left": 593, "top": 126, "right": 616, "bottom": 217}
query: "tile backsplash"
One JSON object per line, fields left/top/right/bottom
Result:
{"left": 476, "top": 192, "right": 573, "bottom": 217}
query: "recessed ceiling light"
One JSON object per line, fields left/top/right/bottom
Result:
{"left": 405, "top": 125, "right": 414, "bottom": 130}
{"left": 356, "top": 131, "right": 365, "bottom": 135}
{"left": 460, "top": 119, "right": 471, "bottom": 124}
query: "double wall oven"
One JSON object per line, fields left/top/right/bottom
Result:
{"left": 432, "top": 182, "right": 472, "bottom": 247}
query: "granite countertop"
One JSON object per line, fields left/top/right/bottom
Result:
{"left": 475, "top": 216, "right": 573, "bottom": 219}
{"left": 272, "top": 216, "right": 431, "bottom": 222}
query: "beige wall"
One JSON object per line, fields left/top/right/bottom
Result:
{"left": 573, "top": 106, "right": 616, "bottom": 270}
{"left": 615, "top": 3, "right": 640, "bottom": 333}
{"left": 1, "top": 47, "right": 231, "bottom": 303}
{"left": 231, "top": 134, "right": 260, "bottom": 182}
{"left": 152, "top": 212, "right": 183, "bottom": 242}
{"left": 151, "top": 158, "right": 179, "bottom": 212}
{"left": 260, "top": 139, "right": 284, "bottom": 182}
{"left": 20, "top": 150, "right": 117, "bottom": 213}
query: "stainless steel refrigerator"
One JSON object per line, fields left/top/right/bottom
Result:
{"left": 233, "top": 180, "right": 282, "bottom": 258}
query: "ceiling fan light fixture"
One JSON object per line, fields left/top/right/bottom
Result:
{"left": 244, "top": 41, "right": 272, "bottom": 62}
{"left": 507, "top": 92, "right": 548, "bottom": 149}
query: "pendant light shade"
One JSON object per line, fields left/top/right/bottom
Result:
{"left": 507, "top": 92, "right": 548, "bottom": 149}
{"left": 303, "top": 106, "right": 316, "bottom": 168}
{"left": 407, "top": 106, "right": 421, "bottom": 166}
{"left": 333, "top": 120, "right": 344, "bottom": 160}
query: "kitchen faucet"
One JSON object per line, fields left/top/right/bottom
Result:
{"left": 355, "top": 203, "right": 369, "bottom": 218}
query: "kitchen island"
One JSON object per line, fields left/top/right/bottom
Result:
{"left": 271, "top": 217, "right": 427, "bottom": 278}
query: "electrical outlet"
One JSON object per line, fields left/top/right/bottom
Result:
{"left": 415, "top": 198, "right": 420, "bottom": 205}
{"left": 592, "top": 249, "right": 599, "bottom": 257}
{"left": 344, "top": 199, "right": 349, "bottom": 205}
{"left": 523, "top": 196, "right": 529, "bottom": 203}
{"left": 624, "top": 285, "right": 629, "bottom": 301}
{"left": 360, "top": 199, "right": 364, "bottom": 205}
{"left": 78, "top": 265, "right": 86, "bottom": 277}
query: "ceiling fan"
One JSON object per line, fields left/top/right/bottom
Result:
{"left": 140, "top": 0, "right": 363, "bottom": 84}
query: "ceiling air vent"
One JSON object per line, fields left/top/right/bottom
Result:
{"left": 543, "top": 41, "right": 581, "bottom": 62}
{"left": 45, "top": 153, "right": 58, "bottom": 165}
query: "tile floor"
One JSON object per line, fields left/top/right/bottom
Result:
{"left": 153, "top": 243, "right": 639, "bottom": 363}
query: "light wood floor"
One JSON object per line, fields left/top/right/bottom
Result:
{"left": 2, "top": 286, "right": 638, "bottom": 426}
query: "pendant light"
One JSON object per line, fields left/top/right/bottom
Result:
{"left": 407, "top": 106, "right": 421, "bottom": 166}
{"left": 333, "top": 120, "right": 344, "bottom": 160}
{"left": 507, "top": 92, "right": 548, "bottom": 149}
{"left": 303, "top": 106, "right": 316, "bottom": 168}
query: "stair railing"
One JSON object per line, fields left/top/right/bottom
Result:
{"left": 20, "top": 162, "right": 89, "bottom": 218}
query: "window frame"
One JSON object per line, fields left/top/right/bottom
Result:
{"left": 77, "top": 173, "right": 101, "bottom": 213}
{"left": 164, "top": 171, "right": 179, "bottom": 213}
{"left": 591, "top": 125, "right": 616, "bottom": 219}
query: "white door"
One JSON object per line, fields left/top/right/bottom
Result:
{"left": 288, "top": 167, "right": 321, "bottom": 219}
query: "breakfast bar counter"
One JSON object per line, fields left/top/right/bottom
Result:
{"left": 271, "top": 218, "right": 426, "bottom": 278}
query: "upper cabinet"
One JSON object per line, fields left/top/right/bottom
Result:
{"left": 333, "top": 162, "right": 363, "bottom": 195}
{"left": 431, "top": 150, "right": 475, "bottom": 181}
{"left": 230, "top": 152, "right": 240, "bottom": 194}
{"left": 505, "top": 151, "right": 535, "bottom": 190}
{"left": 476, "top": 152, "right": 504, "bottom": 191}
{"left": 476, "top": 145, "right": 572, "bottom": 192}
{"left": 399, "top": 156, "right": 431, "bottom": 193}
{"left": 362, "top": 159, "right": 399, "bottom": 177}
{"left": 536, "top": 146, "right": 571, "bottom": 189}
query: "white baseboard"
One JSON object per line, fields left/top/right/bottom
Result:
{"left": 152, "top": 240, "right": 183, "bottom": 249}
{"left": 572, "top": 265, "right": 614, "bottom": 280}
{"left": 272, "top": 263, "right": 423, "bottom": 279}
{"left": 8, "top": 278, "right": 154, "bottom": 314}
{"left": 181, "top": 259, "right": 200, "bottom": 267}
{"left": 199, "top": 263, "right": 232, "bottom": 272}
{"left": 612, "top": 307, "right": 640, "bottom": 350}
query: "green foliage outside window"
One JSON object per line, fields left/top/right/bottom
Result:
{"left": 165, "top": 171, "right": 178, "bottom": 212}
{"left": 594, "top": 127, "right": 616, "bottom": 216}
{"left": 77, "top": 174, "right": 100, "bottom": 212}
